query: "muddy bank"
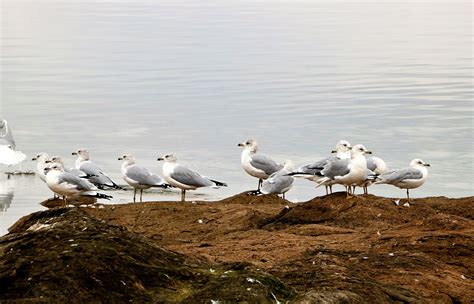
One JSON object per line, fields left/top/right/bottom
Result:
{"left": 1, "top": 193, "right": 473, "bottom": 302}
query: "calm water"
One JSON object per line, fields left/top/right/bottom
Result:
{"left": 1, "top": 0, "right": 472, "bottom": 235}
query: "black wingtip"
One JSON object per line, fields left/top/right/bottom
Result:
{"left": 210, "top": 180, "right": 228, "bottom": 187}
{"left": 95, "top": 193, "right": 113, "bottom": 200}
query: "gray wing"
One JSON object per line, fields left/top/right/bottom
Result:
{"left": 296, "top": 156, "right": 335, "bottom": 175}
{"left": 0, "top": 119, "right": 16, "bottom": 149}
{"left": 380, "top": 168, "right": 423, "bottom": 183}
{"left": 171, "top": 165, "right": 213, "bottom": 187}
{"left": 58, "top": 172, "right": 95, "bottom": 191}
{"left": 126, "top": 165, "right": 164, "bottom": 186}
{"left": 321, "top": 159, "right": 351, "bottom": 179}
{"left": 366, "top": 156, "right": 377, "bottom": 171}
{"left": 250, "top": 154, "right": 283, "bottom": 175}
{"left": 79, "top": 161, "right": 116, "bottom": 187}
{"left": 65, "top": 167, "right": 87, "bottom": 177}
{"left": 261, "top": 171, "right": 294, "bottom": 194}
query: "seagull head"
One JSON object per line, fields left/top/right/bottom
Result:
{"left": 352, "top": 144, "right": 372, "bottom": 156}
{"left": 72, "top": 149, "right": 89, "bottom": 160}
{"left": 157, "top": 153, "right": 177, "bottom": 162}
{"left": 32, "top": 152, "right": 49, "bottom": 162}
{"left": 44, "top": 163, "right": 64, "bottom": 175}
{"left": 410, "top": 159, "right": 430, "bottom": 168}
{"left": 50, "top": 156, "right": 65, "bottom": 165}
{"left": 331, "top": 140, "right": 352, "bottom": 153}
{"left": 118, "top": 154, "right": 136, "bottom": 164}
{"left": 238, "top": 139, "right": 258, "bottom": 152}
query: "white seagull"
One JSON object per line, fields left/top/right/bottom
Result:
{"left": 289, "top": 139, "right": 352, "bottom": 194}
{"left": 249, "top": 160, "right": 295, "bottom": 200}
{"left": 157, "top": 153, "right": 227, "bottom": 202}
{"left": 44, "top": 163, "right": 112, "bottom": 203}
{"left": 238, "top": 139, "right": 282, "bottom": 190}
{"left": 118, "top": 154, "right": 170, "bottom": 202}
{"left": 32, "top": 152, "right": 51, "bottom": 182}
{"left": 316, "top": 144, "right": 372, "bottom": 197}
{"left": 374, "top": 159, "right": 430, "bottom": 202}
{"left": 72, "top": 149, "right": 121, "bottom": 189}
{"left": 0, "top": 119, "right": 27, "bottom": 166}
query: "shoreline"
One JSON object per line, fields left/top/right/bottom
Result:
{"left": 2, "top": 192, "right": 473, "bottom": 302}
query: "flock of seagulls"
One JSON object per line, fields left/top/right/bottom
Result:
{"left": 1, "top": 119, "right": 431, "bottom": 204}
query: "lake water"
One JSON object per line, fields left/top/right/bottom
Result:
{"left": 1, "top": 0, "right": 472, "bottom": 235}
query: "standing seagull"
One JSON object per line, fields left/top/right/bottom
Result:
{"left": 44, "top": 163, "right": 112, "bottom": 203}
{"left": 316, "top": 144, "right": 372, "bottom": 197}
{"left": 374, "top": 159, "right": 430, "bottom": 202}
{"left": 32, "top": 152, "right": 51, "bottom": 182}
{"left": 289, "top": 140, "right": 352, "bottom": 194}
{"left": 118, "top": 154, "right": 170, "bottom": 202}
{"left": 249, "top": 160, "right": 295, "bottom": 200}
{"left": 157, "top": 154, "right": 227, "bottom": 202}
{"left": 238, "top": 139, "right": 282, "bottom": 190}
{"left": 72, "top": 149, "right": 121, "bottom": 189}
{"left": 0, "top": 119, "right": 26, "bottom": 166}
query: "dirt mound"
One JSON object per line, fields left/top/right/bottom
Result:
{"left": 264, "top": 193, "right": 473, "bottom": 231}
{"left": 0, "top": 208, "right": 295, "bottom": 303}
{"left": 3, "top": 193, "right": 474, "bottom": 302}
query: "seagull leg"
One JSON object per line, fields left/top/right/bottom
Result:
{"left": 329, "top": 185, "right": 333, "bottom": 194}
{"left": 352, "top": 186, "right": 356, "bottom": 195}
{"left": 140, "top": 189, "right": 143, "bottom": 202}
{"left": 258, "top": 179, "right": 263, "bottom": 190}
{"left": 133, "top": 189, "right": 136, "bottom": 202}
{"left": 325, "top": 185, "right": 329, "bottom": 195}
{"left": 406, "top": 189, "right": 410, "bottom": 203}
{"left": 181, "top": 189, "right": 186, "bottom": 202}
{"left": 282, "top": 193, "right": 285, "bottom": 200}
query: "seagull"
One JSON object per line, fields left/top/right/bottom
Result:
{"left": 31, "top": 152, "right": 51, "bottom": 182}
{"left": 248, "top": 160, "right": 295, "bottom": 200}
{"left": 50, "top": 156, "right": 91, "bottom": 178}
{"left": 44, "top": 163, "right": 112, "bottom": 203}
{"left": 288, "top": 139, "right": 352, "bottom": 194}
{"left": 72, "top": 149, "right": 121, "bottom": 189}
{"left": 118, "top": 154, "right": 170, "bottom": 202}
{"left": 238, "top": 139, "right": 282, "bottom": 190}
{"left": 353, "top": 156, "right": 389, "bottom": 194}
{"left": 157, "top": 153, "right": 227, "bottom": 202}
{"left": 0, "top": 119, "right": 26, "bottom": 166}
{"left": 374, "top": 158, "right": 430, "bottom": 202}
{"left": 316, "top": 144, "right": 372, "bottom": 197}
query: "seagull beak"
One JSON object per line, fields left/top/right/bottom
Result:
{"left": 45, "top": 160, "right": 52, "bottom": 163}
{"left": 366, "top": 151, "right": 373, "bottom": 154}
{"left": 72, "top": 152, "right": 77, "bottom": 155}
{"left": 237, "top": 143, "right": 244, "bottom": 147}
{"left": 331, "top": 150, "right": 337, "bottom": 153}
{"left": 118, "top": 157, "right": 123, "bottom": 160}
{"left": 157, "top": 157, "right": 164, "bottom": 161}
{"left": 424, "top": 163, "right": 431, "bottom": 167}
{"left": 31, "top": 157, "right": 37, "bottom": 161}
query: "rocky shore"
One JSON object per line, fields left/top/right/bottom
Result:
{"left": 1, "top": 193, "right": 473, "bottom": 303}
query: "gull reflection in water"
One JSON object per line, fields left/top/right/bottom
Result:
{"left": 0, "top": 175, "right": 15, "bottom": 213}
